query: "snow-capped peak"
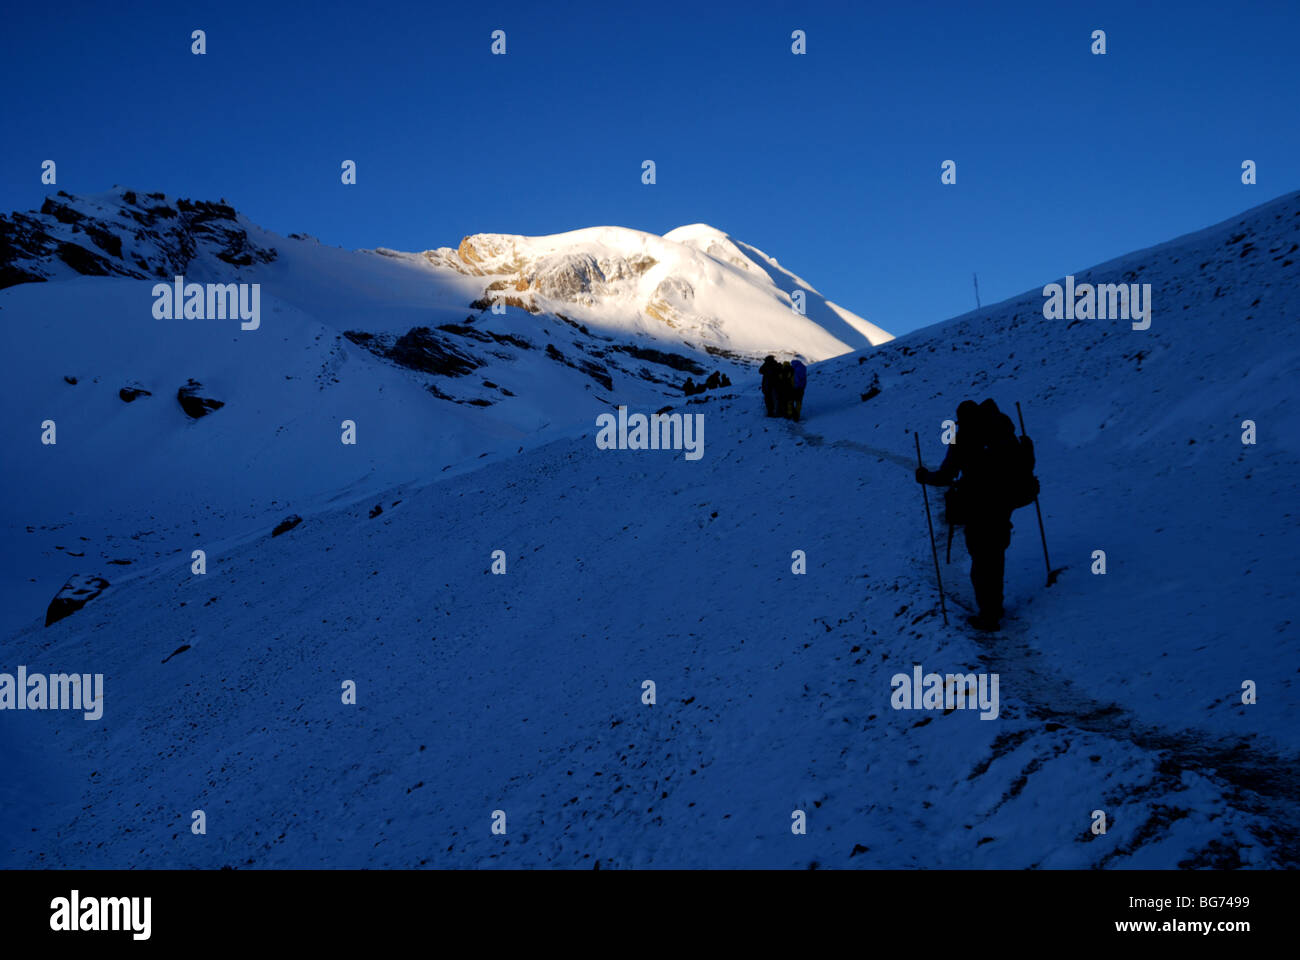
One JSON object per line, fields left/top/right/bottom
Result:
{"left": 422, "top": 222, "right": 892, "bottom": 360}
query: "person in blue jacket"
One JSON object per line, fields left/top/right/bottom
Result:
{"left": 789, "top": 358, "right": 807, "bottom": 421}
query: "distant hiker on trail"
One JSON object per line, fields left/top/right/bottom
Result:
{"left": 759, "top": 355, "right": 780, "bottom": 417}
{"left": 777, "top": 361, "right": 795, "bottom": 419}
{"left": 758, "top": 355, "right": 807, "bottom": 422}
{"left": 915, "top": 398, "right": 1035, "bottom": 631}
{"left": 789, "top": 358, "right": 807, "bottom": 422}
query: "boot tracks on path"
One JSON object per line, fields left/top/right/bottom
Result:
{"left": 788, "top": 422, "right": 915, "bottom": 471}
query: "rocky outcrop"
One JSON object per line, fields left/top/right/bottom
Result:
{"left": 427, "top": 234, "right": 662, "bottom": 319}
{"left": 610, "top": 343, "right": 705, "bottom": 374}
{"left": 644, "top": 276, "right": 694, "bottom": 328}
{"left": 0, "top": 189, "right": 277, "bottom": 290}
{"left": 45, "top": 574, "right": 109, "bottom": 627}
{"left": 435, "top": 323, "right": 534, "bottom": 350}
{"left": 271, "top": 515, "right": 303, "bottom": 537}
{"left": 544, "top": 343, "right": 613, "bottom": 391}
{"left": 389, "top": 327, "right": 482, "bottom": 376}
{"left": 344, "top": 327, "right": 483, "bottom": 377}
{"left": 177, "top": 379, "right": 225, "bottom": 418}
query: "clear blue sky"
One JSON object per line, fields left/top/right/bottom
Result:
{"left": 2, "top": 0, "right": 1296, "bottom": 336}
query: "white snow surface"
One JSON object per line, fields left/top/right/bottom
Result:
{"left": 0, "top": 188, "right": 1297, "bottom": 868}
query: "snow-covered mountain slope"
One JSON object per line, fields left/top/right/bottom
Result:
{"left": 1, "top": 189, "right": 1297, "bottom": 869}
{"left": 0, "top": 189, "right": 886, "bottom": 637}
{"left": 420, "top": 222, "right": 891, "bottom": 359}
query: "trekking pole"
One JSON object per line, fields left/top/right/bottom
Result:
{"left": 1015, "top": 402, "right": 1053, "bottom": 587}
{"left": 913, "top": 432, "right": 948, "bottom": 625}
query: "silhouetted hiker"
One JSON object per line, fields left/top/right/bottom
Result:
{"left": 790, "top": 358, "right": 807, "bottom": 422}
{"left": 916, "top": 398, "right": 1023, "bottom": 631}
{"left": 777, "top": 361, "right": 795, "bottom": 418}
{"left": 759, "top": 355, "right": 780, "bottom": 417}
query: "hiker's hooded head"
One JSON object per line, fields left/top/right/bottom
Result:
{"left": 956, "top": 400, "right": 981, "bottom": 441}
{"left": 979, "top": 398, "right": 1016, "bottom": 441}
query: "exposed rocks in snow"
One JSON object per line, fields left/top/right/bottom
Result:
{"left": 119, "top": 383, "right": 152, "bottom": 402}
{"left": 55, "top": 240, "right": 115, "bottom": 277}
{"left": 610, "top": 343, "right": 705, "bottom": 374}
{"left": 271, "top": 515, "right": 303, "bottom": 537}
{"left": 435, "top": 322, "right": 533, "bottom": 350}
{"left": 545, "top": 343, "right": 613, "bottom": 390}
{"left": 702, "top": 343, "right": 749, "bottom": 363}
{"left": 860, "top": 373, "right": 881, "bottom": 402}
{"left": 0, "top": 189, "right": 277, "bottom": 290}
{"left": 0, "top": 213, "right": 55, "bottom": 287}
{"left": 44, "top": 574, "right": 109, "bottom": 627}
{"left": 388, "top": 327, "right": 483, "bottom": 376}
{"left": 42, "top": 198, "right": 86, "bottom": 226}
{"left": 468, "top": 293, "right": 541, "bottom": 314}
{"left": 645, "top": 276, "right": 694, "bottom": 328}
{"left": 177, "top": 379, "right": 225, "bottom": 418}
{"left": 345, "top": 327, "right": 483, "bottom": 377}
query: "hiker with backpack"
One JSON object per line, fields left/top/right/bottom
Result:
{"left": 789, "top": 358, "right": 807, "bottom": 421}
{"left": 915, "top": 398, "right": 1037, "bottom": 631}
{"left": 776, "top": 361, "right": 795, "bottom": 419}
{"left": 759, "top": 355, "right": 780, "bottom": 417}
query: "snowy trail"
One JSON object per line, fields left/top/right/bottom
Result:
{"left": 969, "top": 621, "right": 1300, "bottom": 866}
{"left": 790, "top": 423, "right": 915, "bottom": 470}
{"left": 2, "top": 188, "right": 1296, "bottom": 869}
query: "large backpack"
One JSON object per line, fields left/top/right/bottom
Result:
{"left": 791, "top": 360, "right": 807, "bottom": 390}
{"left": 946, "top": 418, "right": 1038, "bottom": 524}
{"left": 1008, "top": 432, "right": 1039, "bottom": 510}
{"left": 979, "top": 410, "right": 1038, "bottom": 511}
